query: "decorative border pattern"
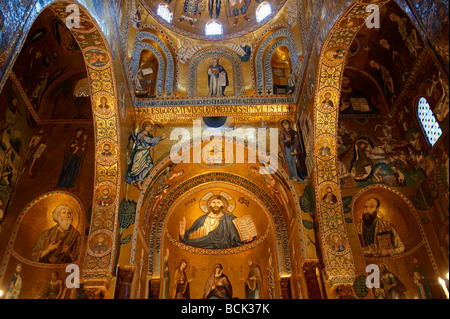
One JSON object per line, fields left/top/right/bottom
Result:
{"left": 48, "top": 2, "right": 122, "bottom": 290}
{"left": 134, "top": 95, "right": 297, "bottom": 107}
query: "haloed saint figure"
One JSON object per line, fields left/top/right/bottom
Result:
{"left": 203, "top": 263, "right": 233, "bottom": 299}
{"left": 126, "top": 120, "right": 166, "bottom": 190}
{"left": 30, "top": 205, "right": 81, "bottom": 264}
{"left": 179, "top": 195, "right": 244, "bottom": 249}
{"left": 173, "top": 259, "right": 191, "bottom": 299}
{"left": 56, "top": 127, "right": 88, "bottom": 189}
{"left": 279, "top": 119, "right": 307, "bottom": 182}
{"left": 243, "top": 258, "right": 263, "bottom": 299}
{"left": 355, "top": 197, "right": 405, "bottom": 257}
{"left": 207, "top": 58, "right": 228, "bottom": 97}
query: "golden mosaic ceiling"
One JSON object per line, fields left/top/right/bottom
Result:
{"left": 141, "top": 0, "right": 288, "bottom": 40}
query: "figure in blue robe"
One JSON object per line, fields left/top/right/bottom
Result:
{"left": 126, "top": 121, "right": 165, "bottom": 190}
{"left": 207, "top": 58, "right": 228, "bottom": 97}
{"left": 56, "top": 128, "right": 87, "bottom": 188}
{"left": 238, "top": 43, "right": 251, "bottom": 62}
{"left": 203, "top": 263, "right": 233, "bottom": 299}
{"left": 179, "top": 195, "right": 247, "bottom": 249}
{"left": 279, "top": 119, "right": 307, "bottom": 182}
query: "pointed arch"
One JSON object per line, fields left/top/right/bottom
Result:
{"left": 264, "top": 38, "right": 295, "bottom": 94}
{"left": 254, "top": 28, "right": 301, "bottom": 94}
{"left": 130, "top": 43, "right": 166, "bottom": 97}
{"left": 128, "top": 140, "right": 309, "bottom": 286}
{"left": 311, "top": 0, "right": 394, "bottom": 288}
{"left": 0, "top": 1, "right": 124, "bottom": 294}
{"left": 130, "top": 31, "right": 175, "bottom": 97}
{"left": 48, "top": 2, "right": 123, "bottom": 292}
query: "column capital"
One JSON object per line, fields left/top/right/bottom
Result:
{"left": 117, "top": 265, "right": 135, "bottom": 284}
{"left": 335, "top": 284, "right": 355, "bottom": 299}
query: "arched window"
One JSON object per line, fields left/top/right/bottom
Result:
{"left": 417, "top": 97, "right": 442, "bottom": 147}
{"left": 205, "top": 20, "right": 223, "bottom": 36}
{"left": 157, "top": 4, "right": 172, "bottom": 23}
{"left": 256, "top": 2, "right": 272, "bottom": 23}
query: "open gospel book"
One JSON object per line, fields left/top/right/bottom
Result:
{"left": 350, "top": 97, "right": 370, "bottom": 112}
{"left": 232, "top": 215, "right": 257, "bottom": 242}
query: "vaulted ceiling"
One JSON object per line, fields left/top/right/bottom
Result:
{"left": 11, "top": 7, "right": 91, "bottom": 121}
{"left": 141, "top": 0, "right": 288, "bottom": 40}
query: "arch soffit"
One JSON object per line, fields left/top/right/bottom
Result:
{"left": 311, "top": 0, "right": 394, "bottom": 286}
{"left": 33, "top": 1, "right": 123, "bottom": 287}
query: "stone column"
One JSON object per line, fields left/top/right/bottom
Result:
{"left": 280, "top": 277, "right": 292, "bottom": 299}
{"left": 115, "top": 266, "right": 135, "bottom": 299}
{"left": 302, "top": 261, "right": 322, "bottom": 299}
{"left": 149, "top": 278, "right": 161, "bottom": 299}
